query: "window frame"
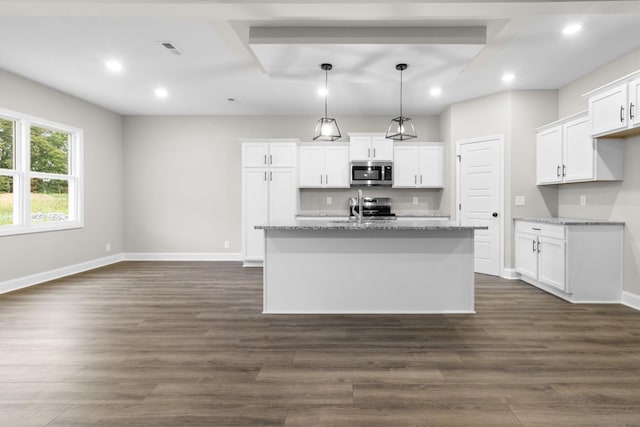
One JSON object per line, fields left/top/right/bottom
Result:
{"left": 0, "top": 108, "right": 83, "bottom": 236}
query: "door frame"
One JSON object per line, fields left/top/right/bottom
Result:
{"left": 455, "top": 134, "right": 505, "bottom": 278}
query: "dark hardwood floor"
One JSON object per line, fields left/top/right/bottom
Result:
{"left": 1, "top": 261, "right": 640, "bottom": 426}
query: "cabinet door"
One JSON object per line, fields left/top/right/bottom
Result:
{"left": 629, "top": 78, "right": 640, "bottom": 129}
{"left": 269, "top": 169, "right": 297, "bottom": 222}
{"left": 515, "top": 231, "right": 539, "bottom": 279}
{"left": 589, "top": 84, "right": 628, "bottom": 137}
{"left": 392, "top": 146, "right": 418, "bottom": 187}
{"left": 538, "top": 236, "right": 566, "bottom": 291}
{"left": 243, "top": 168, "right": 269, "bottom": 260}
{"left": 324, "top": 146, "right": 350, "bottom": 188}
{"left": 242, "top": 142, "right": 268, "bottom": 168}
{"left": 563, "top": 115, "right": 594, "bottom": 182}
{"left": 418, "top": 146, "right": 444, "bottom": 187}
{"left": 536, "top": 126, "right": 563, "bottom": 185}
{"left": 349, "top": 137, "right": 372, "bottom": 161}
{"left": 371, "top": 136, "right": 394, "bottom": 161}
{"left": 269, "top": 142, "right": 297, "bottom": 168}
{"left": 298, "top": 146, "right": 324, "bottom": 188}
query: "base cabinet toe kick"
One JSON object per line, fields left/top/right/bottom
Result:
{"left": 256, "top": 220, "right": 487, "bottom": 314}
{"left": 514, "top": 219, "right": 624, "bottom": 303}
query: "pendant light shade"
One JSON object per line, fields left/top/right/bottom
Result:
{"left": 386, "top": 63, "right": 417, "bottom": 141}
{"left": 313, "top": 63, "right": 341, "bottom": 141}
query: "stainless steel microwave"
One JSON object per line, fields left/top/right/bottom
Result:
{"left": 350, "top": 161, "right": 393, "bottom": 186}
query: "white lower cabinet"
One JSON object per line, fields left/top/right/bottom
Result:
{"left": 515, "top": 220, "right": 623, "bottom": 302}
{"left": 242, "top": 141, "right": 297, "bottom": 266}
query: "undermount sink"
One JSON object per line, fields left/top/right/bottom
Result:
{"left": 328, "top": 219, "right": 394, "bottom": 226}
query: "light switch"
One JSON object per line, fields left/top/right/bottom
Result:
{"left": 326, "top": 196, "right": 332, "bottom": 205}
{"left": 515, "top": 196, "right": 525, "bottom": 206}
{"left": 580, "top": 195, "right": 586, "bottom": 206}
{"left": 413, "top": 197, "right": 418, "bottom": 205}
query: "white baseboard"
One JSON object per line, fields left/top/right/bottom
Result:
{"left": 501, "top": 268, "right": 519, "bottom": 280}
{"left": 124, "top": 252, "right": 242, "bottom": 261}
{"left": 622, "top": 291, "right": 640, "bottom": 311}
{"left": 0, "top": 254, "right": 124, "bottom": 295}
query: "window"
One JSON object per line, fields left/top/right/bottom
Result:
{"left": 0, "top": 108, "right": 83, "bottom": 236}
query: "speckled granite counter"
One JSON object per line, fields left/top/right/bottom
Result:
{"left": 257, "top": 219, "right": 484, "bottom": 231}
{"left": 514, "top": 217, "right": 625, "bottom": 226}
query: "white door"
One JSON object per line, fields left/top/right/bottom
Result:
{"left": 536, "top": 126, "right": 563, "bottom": 184}
{"left": 515, "top": 232, "right": 538, "bottom": 278}
{"left": 458, "top": 136, "right": 502, "bottom": 276}
{"left": 538, "top": 236, "right": 566, "bottom": 291}
{"left": 324, "top": 146, "right": 350, "bottom": 188}
{"left": 589, "top": 83, "right": 628, "bottom": 137}
{"left": 349, "top": 137, "right": 372, "bottom": 161}
{"left": 242, "top": 142, "right": 268, "bottom": 168}
{"left": 243, "top": 168, "right": 269, "bottom": 260}
{"left": 298, "top": 146, "right": 324, "bottom": 188}
{"left": 269, "top": 142, "right": 297, "bottom": 168}
{"left": 269, "top": 169, "right": 297, "bottom": 222}
{"left": 629, "top": 78, "right": 640, "bottom": 129}
{"left": 563, "top": 115, "right": 594, "bottom": 182}
{"left": 392, "top": 146, "right": 418, "bottom": 187}
{"left": 418, "top": 146, "right": 444, "bottom": 188}
{"left": 371, "top": 136, "right": 393, "bottom": 161}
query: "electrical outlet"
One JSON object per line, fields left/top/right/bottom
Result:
{"left": 580, "top": 195, "right": 586, "bottom": 206}
{"left": 326, "top": 196, "right": 332, "bottom": 205}
{"left": 515, "top": 196, "right": 525, "bottom": 206}
{"left": 105, "top": 243, "right": 111, "bottom": 252}
{"left": 412, "top": 197, "right": 418, "bottom": 205}
{"left": 224, "top": 240, "right": 230, "bottom": 249}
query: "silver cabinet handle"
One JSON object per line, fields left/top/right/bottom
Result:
{"left": 537, "top": 240, "right": 541, "bottom": 253}
{"left": 420, "top": 175, "right": 423, "bottom": 184}
{"left": 631, "top": 102, "right": 635, "bottom": 120}
{"left": 532, "top": 240, "right": 536, "bottom": 252}
{"left": 620, "top": 105, "right": 625, "bottom": 122}
{"left": 264, "top": 171, "right": 267, "bottom": 181}
{"left": 320, "top": 175, "right": 323, "bottom": 184}
{"left": 264, "top": 154, "right": 267, "bottom": 165}
{"left": 368, "top": 148, "right": 371, "bottom": 158}
{"left": 557, "top": 165, "right": 561, "bottom": 177}
{"left": 270, "top": 171, "right": 272, "bottom": 181}
{"left": 326, "top": 174, "right": 329, "bottom": 184}
{"left": 562, "top": 164, "right": 566, "bottom": 177}
{"left": 531, "top": 227, "right": 541, "bottom": 231}
{"left": 414, "top": 175, "right": 417, "bottom": 184}
{"left": 373, "top": 148, "right": 376, "bottom": 158}
{"left": 269, "top": 154, "right": 272, "bottom": 165}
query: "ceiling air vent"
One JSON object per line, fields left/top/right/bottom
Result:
{"left": 159, "top": 41, "right": 183, "bottom": 56}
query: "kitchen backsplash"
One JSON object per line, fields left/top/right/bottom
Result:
{"left": 299, "top": 188, "right": 446, "bottom": 213}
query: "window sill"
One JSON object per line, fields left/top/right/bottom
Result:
{"left": 0, "top": 222, "right": 84, "bottom": 237}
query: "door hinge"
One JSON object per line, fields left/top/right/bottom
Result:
{"left": 457, "top": 154, "right": 461, "bottom": 162}
{"left": 458, "top": 203, "right": 461, "bottom": 210}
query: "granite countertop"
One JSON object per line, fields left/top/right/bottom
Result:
{"left": 256, "top": 219, "right": 487, "bottom": 231}
{"left": 514, "top": 217, "right": 625, "bottom": 226}
{"left": 296, "top": 211, "right": 449, "bottom": 218}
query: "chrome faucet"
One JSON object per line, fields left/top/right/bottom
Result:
{"left": 355, "top": 189, "right": 363, "bottom": 224}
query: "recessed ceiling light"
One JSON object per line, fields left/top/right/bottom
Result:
{"left": 154, "top": 87, "right": 168, "bottom": 99}
{"left": 429, "top": 87, "right": 442, "bottom": 97}
{"left": 317, "top": 87, "right": 328, "bottom": 97}
{"left": 105, "top": 60, "right": 123, "bottom": 73}
{"left": 502, "top": 73, "right": 515, "bottom": 83}
{"left": 563, "top": 23, "right": 582, "bottom": 36}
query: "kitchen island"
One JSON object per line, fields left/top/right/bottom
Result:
{"left": 255, "top": 219, "right": 487, "bottom": 314}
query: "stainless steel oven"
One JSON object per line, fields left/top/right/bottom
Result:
{"left": 350, "top": 161, "right": 393, "bottom": 186}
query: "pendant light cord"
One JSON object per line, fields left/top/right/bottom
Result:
{"left": 399, "top": 67, "right": 403, "bottom": 119}
{"left": 324, "top": 68, "right": 329, "bottom": 119}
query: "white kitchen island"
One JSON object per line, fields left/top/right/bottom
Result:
{"left": 256, "top": 219, "right": 487, "bottom": 314}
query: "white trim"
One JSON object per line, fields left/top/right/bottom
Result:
{"left": 0, "top": 254, "right": 124, "bottom": 295}
{"left": 123, "top": 252, "right": 242, "bottom": 261}
{"left": 501, "top": 268, "right": 519, "bottom": 280}
{"left": 622, "top": 291, "right": 640, "bottom": 311}
{"left": 455, "top": 134, "right": 505, "bottom": 278}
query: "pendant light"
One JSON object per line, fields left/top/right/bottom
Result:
{"left": 313, "top": 63, "right": 341, "bottom": 141}
{"left": 386, "top": 63, "right": 417, "bottom": 141}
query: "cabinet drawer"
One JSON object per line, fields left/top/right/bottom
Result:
{"left": 515, "top": 221, "right": 565, "bottom": 239}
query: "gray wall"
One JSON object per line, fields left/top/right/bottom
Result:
{"left": 0, "top": 69, "right": 123, "bottom": 282}
{"left": 440, "top": 90, "right": 559, "bottom": 270}
{"left": 557, "top": 47, "right": 640, "bottom": 295}
{"left": 122, "top": 115, "right": 441, "bottom": 253}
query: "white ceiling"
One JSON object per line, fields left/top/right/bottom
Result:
{"left": 0, "top": 1, "right": 639, "bottom": 116}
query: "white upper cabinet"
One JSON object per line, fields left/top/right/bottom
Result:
{"left": 584, "top": 69, "right": 640, "bottom": 138}
{"left": 298, "top": 144, "right": 350, "bottom": 188}
{"left": 393, "top": 143, "right": 444, "bottom": 188}
{"left": 242, "top": 140, "right": 297, "bottom": 168}
{"left": 348, "top": 133, "right": 393, "bottom": 161}
{"left": 535, "top": 111, "right": 623, "bottom": 185}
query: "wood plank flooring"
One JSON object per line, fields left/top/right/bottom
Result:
{"left": 1, "top": 261, "right": 640, "bottom": 426}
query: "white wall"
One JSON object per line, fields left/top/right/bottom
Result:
{"left": 557, "top": 47, "right": 640, "bottom": 296}
{"left": 0, "top": 69, "right": 123, "bottom": 283}
{"left": 122, "top": 115, "right": 441, "bottom": 253}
